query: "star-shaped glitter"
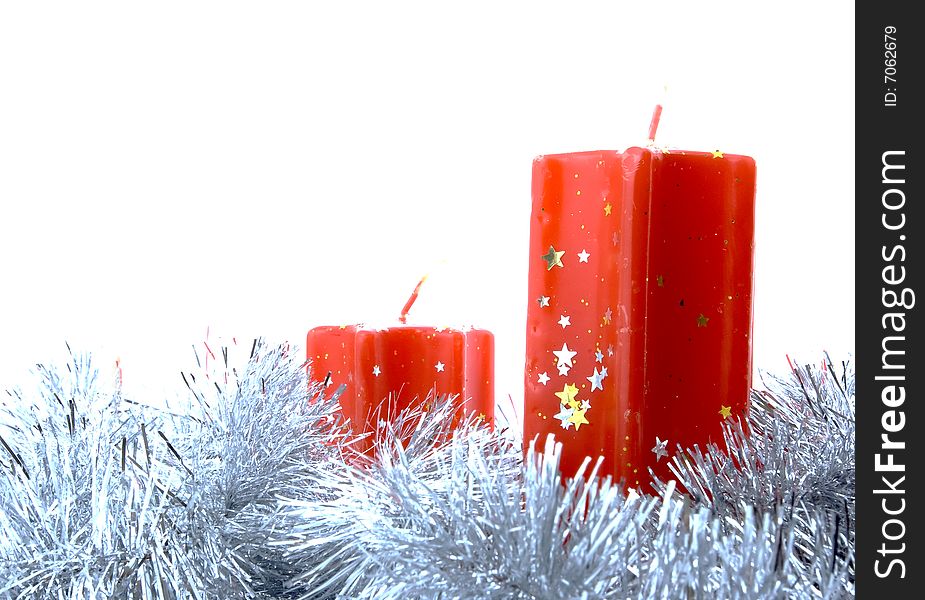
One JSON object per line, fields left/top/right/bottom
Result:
{"left": 568, "top": 408, "right": 589, "bottom": 430}
{"left": 697, "top": 313, "right": 709, "bottom": 327}
{"left": 558, "top": 315, "right": 571, "bottom": 328}
{"left": 603, "top": 307, "right": 613, "bottom": 325}
{"left": 711, "top": 150, "right": 724, "bottom": 159}
{"left": 557, "top": 364, "right": 570, "bottom": 376}
{"left": 656, "top": 274, "right": 665, "bottom": 287}
{"left": 577, "top": 249, "right": 590, "bottom": 263}
{"left": 554, "top": 405, "right": 574, "bottom": 429}
{"left": 595, "top": 350, "right": 604, "bottom": 363}
{"left": 719, "top": 405, "right": 732, "bottom": 419}
{"left": 537, "top": 372, "right": 550, "bottom": 385}
{"left": 537, "top": 295, "right": 550, "bottom": 308}
{"left": 553, "top": 343, "right": 577, "bottom": 370}
{"left": 372, "top": 365, "right": 381, "bottom": 377}
{"left": 435, "top": 361, "right": 445, "bottom": 372}
{"left": 607, "top": 344, "right": 614, "bottom": 357}
{"left": 587, "top": 368, "right": 604, "bottom": 392}
{"left": 600, "top": 366, "right": 608, "bottom": 378}
{"left": 604, "top": 203, "right": 612, "bottom": 216}
{"left": 651, "top": 437, "right": 669, "bottom": 462}
{"left": 580, "top": 399, "right": 591, "bottom": 411}
{"left": 555, "top": 383, "right": 580, "bottom": 407}
{"left": 541, "top": 245, "right": 565, "bottom": 270}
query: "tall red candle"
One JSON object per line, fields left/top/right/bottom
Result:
{"left": 523, "top": 138, "right": 756, "bottom": 488}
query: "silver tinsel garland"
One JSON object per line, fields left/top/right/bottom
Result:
{"left": 1, "top": 342, "right": 854, "bottom": 599}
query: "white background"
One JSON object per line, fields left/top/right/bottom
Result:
{"left": 0, "top": 2, "right": 854, "bottom": 415}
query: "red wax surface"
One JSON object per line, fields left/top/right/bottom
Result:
{"left": 524, "top": 148, "right": 756, "bottom": 489}
{"left": 306, "top": 325, "right": 360, "bottom": 419}
{"left": 307, "top": 325, "right": 494, "bottom": 445}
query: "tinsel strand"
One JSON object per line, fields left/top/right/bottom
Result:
{"left": 1, "top": 344, "right": 854, "bottom": 599}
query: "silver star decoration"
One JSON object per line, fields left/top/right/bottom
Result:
{"left": 553, "top": 343, "right": 577, "bottom": 370}
{"left": 554, "top": 405, "right": 574, "bottom": 430}
{"left": 607, "top": 344, "right": 614, "bottom": 357}
{"left": 537, "top": 295, "right": 550, "bottom": 307}
{"left": 557, "top": 364, "right": 571, "bottom": 376}
{"left": 372, "top": 365, "right": 381, "bottom": 377}
{"left": 600, "top": 366, "right": 608, "bottom": 378}
{"left": 604, "top": 307, "right": 613, "bottom": 324}
{"left": 580, "top": 399, "right": 591, "bottom": 410}
{"left": 558, "top": 315, "right": 571, "bottom": 328}
{"left": 435, "top": 361, "right": 445, "bottom": 372}
{"left": 537, "top": 372, "right": 550, "bottom": 385}
{"left": 577, "top": 249, "right": 590, "bottom": 263}
{"left": 595, "top": 350, "right": 604, "bottom": 363}
{"left": 587, "top": 367, "right": 604, "bottom": 392}
{"left": 652, "top": 436, "right": 669, "bottom": 462}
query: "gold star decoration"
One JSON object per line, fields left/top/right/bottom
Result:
{"left": 568, "top": 408, "right": 589, "bottom": 430}
{"left": 696, "top": 313, "right": 709, "bottom": 327}
{"left": 719, "top": 405, "right": 732, "bottom": 419}
{"left": 711, "top": 150, "right": 724, "bottom": 159}
{"left": 656, "top": 274, "right": 664, "bottom": 287}
{"left": 541, "top": 245, "right": 565, "bottom": 270}
{"left": 555, "top": 383, "right": 580, "bottom": 408}
{"left": 604, "top": 203, "right": 612, "bottom": 216}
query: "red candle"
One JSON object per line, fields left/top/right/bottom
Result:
{"left": 523, "top": 118, "right": 756, "bottom": 489}
{"left": 307, "top": 282, "right": 494, "bottom": 448}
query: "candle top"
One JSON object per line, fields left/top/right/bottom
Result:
{"left": 533, "top": 147, "right": 755, "bottom": 162}
{"left": 534, "top": 105, "right": 754, "bottom": 166}
{"left": 309, "top": 323, "right": 490, "bottom": 334}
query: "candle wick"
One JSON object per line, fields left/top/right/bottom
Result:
{"left": 647, "top": 104, "right": 663, "bottom": 143}
{"left": 399, "top": 275, "right": 429, "bottom": 324}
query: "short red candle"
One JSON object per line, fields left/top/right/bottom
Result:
{"left": 523, "top": 146, "right": 756, "bottom": 488}
{"left": 307, "top": 324, "right": 494, "bottom": 445}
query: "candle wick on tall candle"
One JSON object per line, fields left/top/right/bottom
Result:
{"left": 399, "top": 275, "right": 429, "bottom": 324}
{"left": 647, "top": 104, "right": 663, "bottom": 143}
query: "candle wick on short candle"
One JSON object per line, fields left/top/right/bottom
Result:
{"left": 647, "top": 104, "right": 663, "bottom": 143}
{"left": 399, "top": 275, "right": 429, "bottom": 324}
